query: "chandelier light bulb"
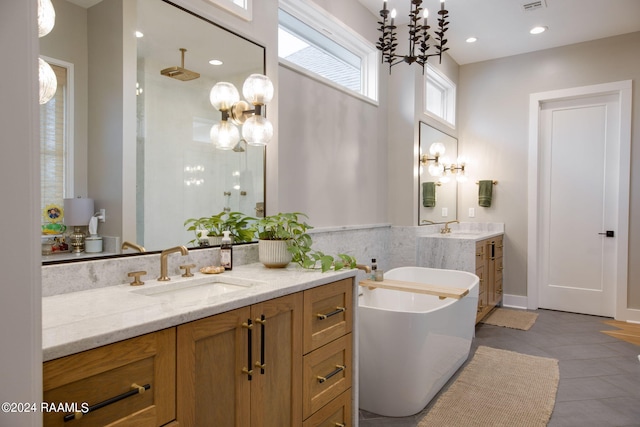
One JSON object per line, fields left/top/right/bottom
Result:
{"left": 242, "top": 74, "right": 274, "bottom": 105}
{"left": 38, "top": 0, "right": 56, "bottom": 38}
{"left": 39, "top": 57, "right": 57, "bottom": 105}
{"left": 210, "top": 82, "right": 239, "bottom": 111}
{"left": 210, "top": 121, "right": 239, "bottom": 150}
{"left": 429, "top": 142, "right": 446, "bottom": 157}
{"left": 242, "top": 115, "right": 273, "bottom": 146}
{"left": 428, "top": 163, "right": 444, "bottom": 177}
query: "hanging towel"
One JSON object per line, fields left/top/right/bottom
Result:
{"left": 422, "top": 182, "right": 436, "bottom": 207}
{"left": 478, "top": 180, "right": 493, "bottom": 207}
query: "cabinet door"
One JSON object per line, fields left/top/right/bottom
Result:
{"left": 250, "top": 293, "right": 303, "bottom": 427}
{"left": 177, "top": 306, "right": 251, "bottom": 427}
{"left": 43, "top": 328, "right": 175, "bottom": 427}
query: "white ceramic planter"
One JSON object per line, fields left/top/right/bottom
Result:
{"left": 258, "top": 239, "right": 292, "bottom": 268}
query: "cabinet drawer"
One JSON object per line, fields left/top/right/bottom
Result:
{"left": 303, "top": 278, "right": 353, "bottom": 353}
{"left": 43, "top": 328, "right": 175, "bottom": 427}
{"left": 303, "top": 389, "right": 351, "bottom": 427}
{"left": 303, "top": 334, "right": 352, "bottom": 419}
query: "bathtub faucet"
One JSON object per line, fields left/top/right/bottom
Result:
{"left": 440, "top": 220, "right": 460, "bottom": 234}
{"left": 356, "top": 264, "right": 372, "bottom": 274}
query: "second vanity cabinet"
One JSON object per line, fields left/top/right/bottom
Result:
{"left": 43, "top": 277, "right": 354, "bottom": 427}
{"left": 475, "top": 235, "right": 504, "bottom": 323}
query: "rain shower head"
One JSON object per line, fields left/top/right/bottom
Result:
{"left": 160, "top": 48, "right": 200, "bottom": 81}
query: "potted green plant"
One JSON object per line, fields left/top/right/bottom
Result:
{"left": 251, "top": 212, "right": 356, "bottom": 271}
{"left": 184, "top": 211, "right": 255, "bottom": 247}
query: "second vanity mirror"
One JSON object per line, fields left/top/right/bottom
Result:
{"left": 40, "top": 0, "right": 266, "bottom": 263}
{"left": 418, "top": 122, "right": 458, "bottom": 225}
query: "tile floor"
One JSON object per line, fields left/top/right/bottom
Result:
{"left": 359, "top": 309, "right": 640, "bottom": 426}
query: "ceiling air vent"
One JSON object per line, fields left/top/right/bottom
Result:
{"left": 522, "top": 0, "right": 546, "bottom": 12}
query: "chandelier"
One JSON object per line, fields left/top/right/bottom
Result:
{"left": 377, "top": 0, "right": 450, "bottom": 73}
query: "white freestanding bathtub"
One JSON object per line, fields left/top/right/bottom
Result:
{"left": 358, "top": 266, "right": 479, "bottom": 417}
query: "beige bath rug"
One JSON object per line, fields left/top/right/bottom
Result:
{"left": 481, "top": 308, "right": 538, "bottom": 330}
{"left": 418, "top": 346, "right": 559, "bottom": 427}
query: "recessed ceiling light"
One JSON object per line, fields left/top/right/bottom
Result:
{"left": 530, "top": 26, "right": 547, "bottom": 35}
{"left": 209, "top": 59, "right": 223, "bottom": 66}
{"left": 466, "top": 37, "right": 477, "bottom": 43}
{"left": 135, "top": 31, "right": 144, "bottom": 38}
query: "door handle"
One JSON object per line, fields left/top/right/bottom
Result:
{"left": 598, "top": 231, "right": 615, "bottom": 237}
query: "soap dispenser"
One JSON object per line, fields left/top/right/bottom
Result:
{"left": 220, "top": 231, "right": 233, "bottom": 270}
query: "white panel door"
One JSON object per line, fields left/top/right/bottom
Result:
{"left": 538, "top": 94, "right": 619, "bottom": 317}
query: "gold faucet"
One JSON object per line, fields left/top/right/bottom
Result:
{"left": 159, "top": 246, "right": 189, "bottom": 281}
{"left": 421, "top": 220, "right": 435, "bottom": 224}
{"left": 356, "top": 264, "right": 372, "bottom": 274}
{"left": 121, "top": 241, "right": 146, "bottom": 253}
{"left": 440, "top": 220, "right": 460, "bottom": 234}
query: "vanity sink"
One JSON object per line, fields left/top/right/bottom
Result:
{"left": 131, "top": 276, "right": 262, "bottom": 303}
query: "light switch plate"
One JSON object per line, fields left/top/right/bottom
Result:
{"left": 469, "top": 208, "right": 475, "bottom": 218}
{"left": 442, "top": 208, "right": 448, "bottom": 217}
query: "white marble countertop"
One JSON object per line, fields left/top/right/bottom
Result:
{"left": 419, "top": 222, "right": 504, "bottom": 241}
{"left": 42, "top": 263, "right": 357, "bottom": 361}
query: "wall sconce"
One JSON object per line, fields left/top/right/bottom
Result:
{"left": 420, "top": 142, "right": 467, "bottom": 183}
{"left": 209, "top": 74, "right": 274, "bottom": 149}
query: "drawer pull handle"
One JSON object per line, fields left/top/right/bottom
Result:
{"left": 317, "top": 307, "right": 346, "bottom": 320}
{"left": 62, "top": 383, "right": 150, "bottom": 422}
{"left": 334, "top": 423, "right": 346, "bottom": 427}
{"left": 242, "top": 320, "right": 253, "bottom": 381}
{"left": 255, "top": 315, "right": 266, "bottom": 374}
{"left": 317, "top": 365, "right": 346, "bottom": 383}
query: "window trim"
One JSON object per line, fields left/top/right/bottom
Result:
{"left": 424, "top": 63, "right": 456, "bottom": 128}
{"left": 278, "top": 0, "right": 378, "bottom": 103}
{"left": 205, "top": 0, "right": 252, "bottom": 21}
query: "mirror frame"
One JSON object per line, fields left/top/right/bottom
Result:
{"left": 41, "top": 0, "right": 267, "bottom": 264}
{"left": 418, "top": 121, "right": 458, "bottom": 225}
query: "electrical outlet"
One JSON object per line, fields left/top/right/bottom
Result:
{"left": 469, "top": 208, "right": 475, "bottom": 218}
{"left": 99, "top": 208, "right": 106, "bottom": 222}
{"left": 441, "top": 207, "right": 448, "bottom": 217}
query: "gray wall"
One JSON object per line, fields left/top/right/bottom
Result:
{"left": 277, "top": 0, "right": 389, "bottom": 228}
{"left": 457, "top": 32, "right": 640, "bottom": 305}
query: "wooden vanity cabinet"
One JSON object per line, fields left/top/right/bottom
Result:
{"left": 475, "top": 235, "right": 504, "bottom": 323}
{"left": 42, "top": 328, "right": 176, "bottom": 427}
{"left": 176, "top": 292, "right": 303, "bottom": 427}
{"left": 43, "top": 277, "right": 354, "bottom": 427}
{"left": 302, "top": 278, "right": 353, "bottom": 424}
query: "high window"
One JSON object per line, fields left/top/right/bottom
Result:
{"left": 425, "top": 63, "right": 456, "bottom": 127}
{"left": 207, "top": 0, "right": 252, "bottom": 20}
{"left": 40, "top": 62, "right": 72, "bottom": 223}
{"left": 278, "top": 0, "right": 378, "bottom": 102}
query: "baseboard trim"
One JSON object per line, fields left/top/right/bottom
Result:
{"left": 503, "top": 294, "right": 528, "bottom": 310}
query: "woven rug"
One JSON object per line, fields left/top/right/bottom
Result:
{"left": 418, "top": 346, "right": 559, "bottom": 427}
{"left": 481, "top": 308, "right": 539, "bottom": 330}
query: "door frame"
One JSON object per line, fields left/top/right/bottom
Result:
{"left": 527, "top": 80, "right": 634, "bottom": 321}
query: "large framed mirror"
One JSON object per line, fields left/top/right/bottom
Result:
{"left": 40, "top": 0, "right": 266, "bottom": 263}
{"left": 418, "top": 122, "right": 458, "bottom": 224}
